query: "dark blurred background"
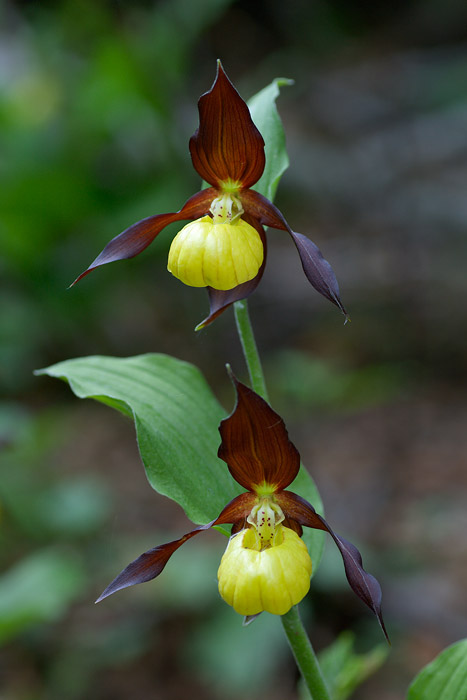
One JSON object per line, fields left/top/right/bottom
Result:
{"left": 1, "top": 0, "right": 467, "bottom": 698}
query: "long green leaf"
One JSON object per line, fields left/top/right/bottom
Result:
{"left": 37, "top": 354, "right": 324, "bottom": 569}
{"left": 37, "top": 354, "right": 238, "bottom": 524}
{"left": 407, "top": 639, "right": 467, "bottom": 700}
{"left": 248, "top": 77, "right": 293, "bottom": 201}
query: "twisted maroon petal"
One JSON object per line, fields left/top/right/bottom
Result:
{"left": 218, "top": 374, "right": 300, "bottom": 492}
{"left": 276, "top": 490, "right": 388, "bottom": 640}
{"left": 241, "top": 189, "right": 347, "bottom": 317}
{"left": 96, "top": 491, "right": 256, "bottom": 602}
{"left": 72, "top": 188, "right": 216, "bottom": 285}
{"left": 189, "top": 62, "right": 265, "bottom": 189}
{"left": 289, "top": 231, "right": 348, "bottom": 317}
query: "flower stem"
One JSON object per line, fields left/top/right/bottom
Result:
{"left": 233, "top": 299, "right": 330, "bottom": 700}
{"left": 233, "top": 300, "right": 269, "bottom": 401}
{"left": 281, "top": 607, "right": 331, "bottom": 700}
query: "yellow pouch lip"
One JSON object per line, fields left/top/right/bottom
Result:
{"left": 217, "top": 526, "right": 312, "bottom": 616}
{"left": 167, "top": 216, "right": 263, "bottom": 291}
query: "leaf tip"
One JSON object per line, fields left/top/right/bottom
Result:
{"left": 276, "top": 78, "right": 295, "bottom": 88}
{"left": 225, "top": 365, "right": 241, "bottom": 393}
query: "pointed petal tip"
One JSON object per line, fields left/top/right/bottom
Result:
{"left": 243, "top": 612, "right": 262, "bottom": 626}
{"left": 69, "top": 268, "right": 92, "bottom": 287}
{"left": 214, "top": 59, "right": 231, "bottom": 85}
{"left": 380, "top": 617, "right": 391, "bottom": 645}
{"left": 94, "top": 586, "right": 114, "bottom": 604}
{"left": 195, "top": 318, "right": 209, "bottom": 332}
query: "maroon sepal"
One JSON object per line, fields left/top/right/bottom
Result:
{"left": 189, "top": 62, "right": 265, "bottom": 189}
{"left": 196, "top": 280, "right": 257, "bottom": 330}
{"left": 277, "top": 490, "right": 388, "bottom": 641}
{"left": 95, "top": 492, "right": 255, "bottom": 602}
{"left": 289, "top": 231, "right": 348, "bottom": 317}
{"left": 218, "top": 375, "right": 300, "bottom": 492}
{"left": 241, "top": 189, "right": 347, "bottom": 317}
{"left": 195, "top": 222, "right": 266, "bottom": 330}
{"left": 71, "top": 188, "right": 216, "bottom": 285}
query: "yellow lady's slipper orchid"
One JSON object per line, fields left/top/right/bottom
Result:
{"left": 95, "top": 372, "right": 386, "bottom": 639}
{"left": 72, "top": 62, "right": 347, "bottom": 329}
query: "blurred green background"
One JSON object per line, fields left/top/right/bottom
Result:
{"left": 1, "top": 0, "right": 467, "bottom": 698}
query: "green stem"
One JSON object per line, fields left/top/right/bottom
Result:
{"left": 233, "top": 300, "right": 269, "bottom": 401}
{"left": 233, "top": 299, "right": 331, "bottom": 700}
{"left": 281, "top": 607, "right": 331, "bottom": 700}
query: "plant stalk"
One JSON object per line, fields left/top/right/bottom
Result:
{"left": 233, "top": 300, "right": 269, "bottom": 401}
{"left": 232, "top": 299, "right": 331, "bottom": 700}
{"left": 281, "top": 607, "right": 331, "bottom": 700}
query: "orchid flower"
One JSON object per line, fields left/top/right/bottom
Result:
{"left": 73, "top": 62, "right": 346, "bottom": 328}
{"left": 96, "top": 374, "right": 386, "bottom": 639}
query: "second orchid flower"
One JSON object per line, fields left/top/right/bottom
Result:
{"left": 96, "top": 373, "right": 387, "bottom": 640}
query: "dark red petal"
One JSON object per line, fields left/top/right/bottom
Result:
{"left": 96, "top": 492, "right": 255, "bottom": 602}
{"left": 189, "top": 62, "right": 265, "bottom": 189}
{"left": 218, "top": 374, "right": 300, "bottom": 492}
{"left": 71, "top": 188, "right": 216, "bottom": 285}
{"left": 216, "top": 490, "right": 257, "bottom": 524}
{"left": 241, "top": 189, "right": 348, "bottom": 317}
{"left": 289, "top": 231, "right": 348, "bottom": 317}
{"left": 240, "top": 188, "right": 288, "bottom": 229}
{"left": 195, "top": 220, "right": 267, "bottom": 330}
{"left": 276, "top": 490, "right": 388, "bottom": 640}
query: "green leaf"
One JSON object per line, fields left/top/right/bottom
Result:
{"left": 37, "top": 354, "right": 238, "bottom": 525}
{"left": 248, "top": 77, "right": 293, "bottom": 201}
{"left": 407, "top": 639, "right": 467, "bottom": 700}
{"left": 289, "top": 464, "right": 324, "bottom": 570}
{"left": 0, "top": 549, "right": 86, "bottom": 645}
{"left": 317, "top": 631, "right": 388, "bottom": 700}
{"left": 37, "top": 354, "right": 325, "bottom": 571}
